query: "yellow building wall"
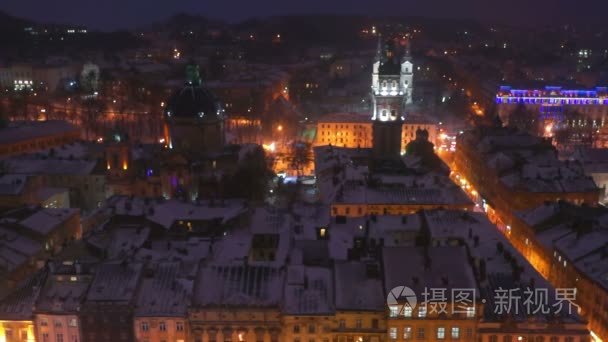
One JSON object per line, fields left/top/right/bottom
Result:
{"left": 0, "top": 320, "right": 36, "bottom": 342}
{"left": 315, "top": 122, "right": 438, "bottom": 153}
{"left": 134, "top": 317, "right": 188, "bottom": 342}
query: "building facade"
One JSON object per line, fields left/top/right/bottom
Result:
{"left": 0, "top": 121, "right": 81, "bottom": 158}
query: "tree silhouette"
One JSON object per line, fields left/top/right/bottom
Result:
{"left": 554, "top": 110, "right": 594, "bottom": 148}
{"left": 508, "top": 103, "right": 538, "bottom": 134}
{"left": 288, "top": 141, "right": 313, "bottom": 177}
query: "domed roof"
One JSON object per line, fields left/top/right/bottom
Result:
{"left": 164, "top": 65, "right": 223, "bottom": 120}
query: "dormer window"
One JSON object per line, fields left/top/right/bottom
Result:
{"left": 198, "top": 112, "right": 205, "bottom": 118}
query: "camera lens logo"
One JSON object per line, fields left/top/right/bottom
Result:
{"left": 387, "top": 286, "right": 417, "bottom": 310}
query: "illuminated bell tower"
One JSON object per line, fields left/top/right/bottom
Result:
{"left": 371, "top": 38, "right": 413, "bottom": 159}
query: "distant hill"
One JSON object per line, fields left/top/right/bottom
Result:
{"left": 0, "top": 10, "right": 33, "bottom": 30}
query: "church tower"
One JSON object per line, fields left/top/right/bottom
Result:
{"left": 371, "top": 37, "right": 414, "bottom": 159}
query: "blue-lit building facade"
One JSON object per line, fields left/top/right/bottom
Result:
{"left": 497, "top": 85, "right": 608, "bottom": 125}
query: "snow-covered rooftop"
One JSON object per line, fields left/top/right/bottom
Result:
{"left": 193, "top": 264, "right": 285, "bottom": 307}
{"left": 460, "top": 126, "right": 598, "bottom": 194}
{"left": 0, "top": 120, "right": 79, "bottom": 145}
{"left": 333, "top": 261, "right": 384, "bottom": 311}
{"left": 86, "top": 262, "right": 143, "bottom": 303}
{"left": 19, "top": 208, "right": 78, "bottom": 236}
{"left": 382, "top": 246, "right": 477, "bottom": 298}
{"left": 135, "top": 262, "right": 192, "bottom": 317}
{"left": 283, "top": 265, "right": 333, "bottom": 315}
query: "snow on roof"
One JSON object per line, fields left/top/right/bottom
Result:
{"left": 0, "top": 175, "right": 28, "bottom": 195}
{"left": 193, "top": 264, "right": 285, "bottom": 307}
{"left": 0, "top": 120, "right": 79, "bottom": 145}
{"left": 0, "top": 270, "right": 47, "bottom": 320}
{"left": 147, "top": 199, "right": 247, "bottom": 229}
{"left": 314, "top": 145, "right": 471, "bottom": 207}
{"left": 291, "top": 203, "right": 331, "bottom": 241}
{"left": 86, "top": 225, "right": 150, "bottom": 260}
{"left": 517, "top": 202, "right": 608, "bottom": 291}
{"left": 86, "top": 262, "right": 143, "bottom": 303}
{"left": 283, "top": 265, "right": 334, "bottom": 315}
{"left": 516, "top": 202, "right": 560, "bottom": 227}
{"left": 424, "top": 210, "right": 544, "bottom": 282}
{"left": 481, "top": 273, "right": 583, "bottom": 323}
{"left": 148, "top": 238, "right": 212, "bottom": 263}
{"left": 19, "top": 208, "right": 78, "bottom": 236}
{"left": 36, "top": 274, "right": 92, "bottom": 314}
{"left": 333, "top": 261, "right": 384, "bottom": 311}
{"left": 383, "top": 246, "right": 477, "bottom": 297}
{"left": 571, "top": 147, "right": 608, "bottom": 165}
{"left": 36, "top": 187, "right": 69, "bottom": 203}
{"left": 462, "top": 127, "right": 598, "bottom": 194}
{"left": 8, "top": 158, "right": 98, "bottom": 176}
{"left": 0, "top": 226, "right": 43, "bottom": 272}
{"left": 28, "top": 141, "right": 95, "bottom": 160}
{"left": 135, "top": 262, "right": 192, "bottom": 317}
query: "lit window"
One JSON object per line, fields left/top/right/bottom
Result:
{"left": 68, "top": 318, "right": 77, "bottom": 327}
{"left": 437, "top": 327, "right": 445, "bottom": 339}
{"left": 403, "top": 326, "right": 412, "bottom": 339}
{"left": 403, "top": 305, "right": 413, "bottom": 317}
{"left": 466, "top": 306, "right": 476, "bottom": 318}
{"left": 389, "top": 327, "right": 397, "bottom": 340}
{"left": 389, "top": 305, "right": 399, "bottom": 317}
{"left": 451, "top": 327, "right": 460, "bottom": 339}
{"left": 418, "top": 306, "right": 427, "bottom": 317}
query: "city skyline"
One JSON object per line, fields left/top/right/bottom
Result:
{"left": 2, "top": 0, "right": 608, "bottom": 31}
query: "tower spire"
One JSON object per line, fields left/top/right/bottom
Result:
{"left": 375, "top": 34, "right": 383, "bottom": 62}
{"left": 402, "top": 39, "right": 412, "bottom": 63}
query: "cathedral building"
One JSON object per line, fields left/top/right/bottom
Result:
{"left": 315, "top": 38, "right": 433, "bottom": 156}
{"left": 371, "top": 38, "right": 414, "bottom": 160}
{"left": 163, "top": 64, "right": 225, "bottom": 154}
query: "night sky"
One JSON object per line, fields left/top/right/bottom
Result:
{"left": 1, "top": 0, "right": 607, "bottom": 31}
